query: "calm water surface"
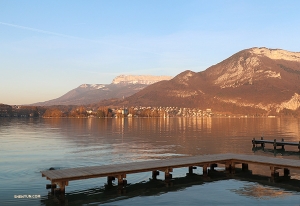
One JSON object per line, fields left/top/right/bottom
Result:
{"left": 1, "top": 117, "right": 300, "bottom": 205}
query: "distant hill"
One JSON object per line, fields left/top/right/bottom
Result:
{"left": 115, "top": 47, "right": 300, "bottom": 115}
{"left": 33, "top": 75, "right": 172, "bottom": 106}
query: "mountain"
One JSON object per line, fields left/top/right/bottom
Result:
{"left": 33, "top": 75, "right": 172, "bottom": 106}
{"left": 119, "top": 47, "right": 300, "bottom": 115}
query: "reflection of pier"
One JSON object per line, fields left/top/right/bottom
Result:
{"left": 40, "top": 170, "right": 300, "bottom": 205}
{"left": 252, "top": 137, "right": 300, "bottom": 151}
{"left": 41, "top": 153, "right": 300, "bottom": 194}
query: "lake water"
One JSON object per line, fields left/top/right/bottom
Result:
{"left": 1, "top": 117, "right": 300, "bottom": 205}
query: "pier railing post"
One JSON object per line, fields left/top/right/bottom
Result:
{"left": 252, "top": 138, "right": 256, "bottom": 148}
{"left": 273, "top": 139, "right": 277, "bottom": 150}
{"left": 261, "top": 137, "right": 265, "bottom": 147}
{"left": 281, "top": 138, "right": 285, "bottom": 149}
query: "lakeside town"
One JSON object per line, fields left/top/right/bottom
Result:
{"left": 0, "top": 103, "right": 215, "bottom": 118}
{"left": 1, "top": 103, "right": 281, "bottom": 118}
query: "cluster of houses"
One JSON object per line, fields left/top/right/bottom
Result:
{"left": 99, "top": 106, "right": 214, "bottom": 118}
{"left": 0, "top": 103, "right": 214, "bottom": 118}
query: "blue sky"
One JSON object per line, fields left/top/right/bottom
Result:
{"left": 1, "top": 0, "right": 300, "bottom": 105}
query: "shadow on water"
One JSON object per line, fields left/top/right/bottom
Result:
{"left": 252, "top": 146, "right": 300, "bottom": 158}
{"left": 40, "top": 169, "right": 300, "bottom": 206}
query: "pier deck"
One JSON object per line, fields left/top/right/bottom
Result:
{"left": 41, "top": 153, "right": 300, "bottom": 194}
{"left": 252, "top": 137, "right": 300, "bottom": 150}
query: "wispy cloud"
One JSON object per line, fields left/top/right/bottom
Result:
{"left": 0, "top": 21, "right": 162, "bottom": 55}
{"left": 0, "top": 22, "right": 79, "bottom": 39}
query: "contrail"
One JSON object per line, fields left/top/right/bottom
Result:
{"left": 0, "top": 21, "right": 162, "bottom": 55}
{"left": 0, "top": 21, "right": 79, "bottom": 39}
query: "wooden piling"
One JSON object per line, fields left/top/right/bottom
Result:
{"left": 164, "top": 168, "right": 173, "bottom": 180}
{"left": 56, "top": 181, "right": 68, "bottom": 194}
{"left": 203, "top": 164, "right": 208, "bottom": 176}
{"left": 152, "top": 171, "right": 159, "bottom": 180}
{"left": 210, "top": 163, "right": 217, "bottom": 171}
{"left": 284, "top": 168, "right": 290, "bottom": 177}
{"left": 107, "top": 176, "right": 115, "bottom": 186}
{"left": 117, "top": 174, "right": 126, "bottom": 186}
{"left": 242, "top": 163, "right": 248, "bottom": 171}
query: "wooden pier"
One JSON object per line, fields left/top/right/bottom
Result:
{"left": 41, "top": 153, "right": 300, "bottom": 194}
{"left": 252, "top": 137, "right": 300, "bottom": 151}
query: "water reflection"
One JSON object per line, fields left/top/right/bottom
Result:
{"left": 252, "top": 147, "right": 300, "bottom": 158}
{"left": 1, "top": 117, "right": 300, "bottom": 205}
{"left": 39, "top": 171, "right": 300, "bottom": 206}
{"left": 40, "top": 175, "right": 209, "bottom": 206}
{"left": 40, "top": 117, "right": 300, "bottom": 159}
{"left": 231, "top": 184, "right": 291, "bottom": 199}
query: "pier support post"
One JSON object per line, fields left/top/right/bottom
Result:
{"left": 225, "top": 162, "right": 235, "bottom": 174}
{"left": 117, "top": 174, "right": 127, "bottom": 186}
{"left": 107, "top": 176, "right": 115, "bottom": 186}
{"left": 203, "top": 164, "right": 208, "bottom": 177}
{"left": 164, "top": 168, "right": 173, "bottom": 180}
{"left": 281, "top": 138, "right": 285, "bottom": 149}
{"left": 210, "top": 163, "right": 217, "bottom": 171}
{"left": 284, "top": 168, "right": 290, "bottom": 177}
{"left": 231, "top": 162, "right": 235, "bottom": 174}
{"left": 242, "top": 163, "right": 249, "bottom": 171}
{"left": 152, "top": 171, "right": 159, "bottom": 180}
{"left": 270, "top": 166, "right": 279, "bottom": 182}
{"left": 55, "top": 181, "right": 68, "bottom": 194}
{"left": 225, "top": 162, "right": 231, "bottom": 173}
{"left": 164, "top": 168, "right": 173, "bottom": 187}
{"left": 49, "top": 181, "right": 57, "bottom": 194}
{"left": 188, "top": 166, "right": 197, "bottom": 175}
{"left": 298, "top": 141, "right": 300, "bottom": 152}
